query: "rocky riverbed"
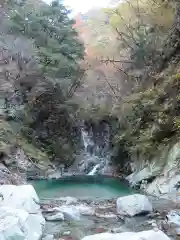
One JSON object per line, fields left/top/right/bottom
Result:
{"left": 40, "top": 194, "right": 180, "bottom": 240}
{"left": 0, "top": 184, "right": 180, "bottom": 240}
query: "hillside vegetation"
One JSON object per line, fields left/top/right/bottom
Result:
{"left": 74, "top": 0, "right": 180, "bottom": 168}
{"left": 1, "top": 0, "right": 180, "bottom": 177}
{"left": 0, "top": 0, "right": 84, "bottom": 167}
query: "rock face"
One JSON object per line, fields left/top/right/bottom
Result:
{"left": 126, "top": 165, "right": 162, "bottom": 188}
{"left": 0, "top": 185, "right": 45, "bottom": 240}
{"left": 0, "top": 163, "right": 25, "bottom": 185}
{"left": 81, "top": 230, "right": 170, "bottom": 240}
{"left": 126, "top": 142, "right": 180, "bottom": 199}
{"left": 116, "top": 194, "right": 152, "bottom": 217}
{"left": 146, "top": 142, "right": 180, "bottom": 197}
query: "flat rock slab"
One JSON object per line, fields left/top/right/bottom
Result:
{"left": 81, "top": 230, "right": 170, "bottom": 240}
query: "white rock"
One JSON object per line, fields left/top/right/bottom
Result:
{"left": 167, "top": 210, "right": 180, "bottom": 226}
{"left": 62, "top": 231, "right": 71, "bottom": 236}
{"left": 81, "top": 230, "right": 170, "bottom": 240}
{"left": 45, "top": 212, "right": 64, "bottom": 221}
{"left": 126, "top": 166, "right": 161, "bottom": 187}
{"left": 145, "top": 142, "right": 180, "bottom": 197}
{"left": 0, "top": 207, "right": 27, "bottom": 239}
{"left": 0, "top": 206, "right": 45, "bottom": 240}
{"left": 26, "top": 213, "right": 45, "bottom": 239}
{"left": 43, "top": 235, "right": 54, "bottom": 240}
{"left": 116, "top": 194, "right": 152, "bottom": 217}
{"left": 95, "top": 213, "right": 117, "bottom": 219}
{"left": 0, "top": 185, "right": 45, "bottom": 240}
{"left": 57, "top": 204, "right": 94, "bottom": 219}
{"left": 58, "top": 205, "right": 81, "bottom": 220}
{"left": 0, "top": 185, "right": 40, "bottom": 213}
{"left": 77, "top": 205, "right": 95, "bottom": 216}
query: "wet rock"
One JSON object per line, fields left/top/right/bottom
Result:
{"left": 95, "top": 228, "right": 107, "bottom": 233}
{"left": 58, "top": 205, "right": 81, "bottom": 220}
{"left": 42, "top": 207, "right": 61, "bottom": 214}
{"left": 77, "top": 205, "right": 95, "bottom": 216}
{"left": 45, "top": 212, "right": 64, "bottom": 221}
{"left": 111, "top": 226, "right": 131, "bottom": 233}
{"left": 81, "top": 230, "right": 171, "bottom": 240}
{"left": 116, "top": 194, "right": 152, "bottom": 217}
{"left": 62, "top": 231, "right": 71, "bottom": 236}
{"left": 59, "top": 197, "right": 78, "bottom": 205}
{"left": 159, "top": 220, "right": 169, "bottom": 232}
{"left": 175, "top": 227, "right": 180, "bottom": 236}
{"left": 147, "top": 212, "right": 161, "bottom": 219}
{"left": 167, "top": 210, "right": 180, "bottom": 227}
{"left": 95, "top": 213, "right": 117, "bottom": 219}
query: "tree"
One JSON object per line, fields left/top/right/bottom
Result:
{"left": 8, "top": 0, "right": 84, "bottom": 86}
{"left": 1, "top": 0, "right": 85, "bottom": 164}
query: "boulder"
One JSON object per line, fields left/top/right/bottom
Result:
{"left": 116, "top": 194, "right": 152, "bottom": 217}
{"left": 0, "top": 206, "right": 44, "bottom": 240}
{"left": 0, "top": 185, "right": 45, "bottom": 240}
{"left": 0, "top": 207, "right": 27, "bottom": 239}
{"left": 0, "top": 184, "right": 40, "bottom": 213}
{"left": 81, "top": 230, "right": 170, "bottom": 240}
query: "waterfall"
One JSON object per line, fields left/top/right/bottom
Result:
{"left": 78, "top": 122, "right": 112, "bottom": 175}
{"left": 88, "top": 164, "right": 101, "bottom": 175}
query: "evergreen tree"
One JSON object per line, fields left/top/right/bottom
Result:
{"left": 8, "top": 0, "right": 84, "bottom": 82}
{"left": 2, "top": 0, "right": 85, "bottom": 164}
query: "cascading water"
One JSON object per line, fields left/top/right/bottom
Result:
{"left": 78, "top": 121, "right": 112, "bottom": 175}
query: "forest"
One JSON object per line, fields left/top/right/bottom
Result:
{"left": 1, "top": 0, "right": 180, "bottom": 176}
{"left": 1, "top": 1, "right": 180, "bottom": 239}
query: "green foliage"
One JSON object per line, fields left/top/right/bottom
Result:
{"left": 113, "top": 68, "right": 180, "bottom": 163}
{"left": 103, "top": 0, "right": 174, "bottom": 69}
{"left": 8, "top": 0, "right": 84, "bottom": 80}
{"left": 0, "top": 0, "right": 85, "bottom": 165}
{"left": 0, "top": 119, "right": 49, "bottom": 163}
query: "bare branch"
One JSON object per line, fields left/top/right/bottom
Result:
{"left": 100, "top": 57, "right": 134, "bottom": 64}
{"left": 115, "top": 28, "right": 137, "bottom": 50}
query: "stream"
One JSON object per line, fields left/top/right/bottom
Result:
{"left": 29, "top": 123, "right": 180, "bottom": 239}
{"left": 31, "top": 176, "right": 175, "bottom": 240}
{"left": 31, "top": 177, "right": 143, "bottom": 239}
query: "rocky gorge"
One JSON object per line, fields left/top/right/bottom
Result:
{"left": 2, "top": 182, "right": 180, "bottom": 240}
{"left": 1, "top": 0, "right": 180, "bottom": 239}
